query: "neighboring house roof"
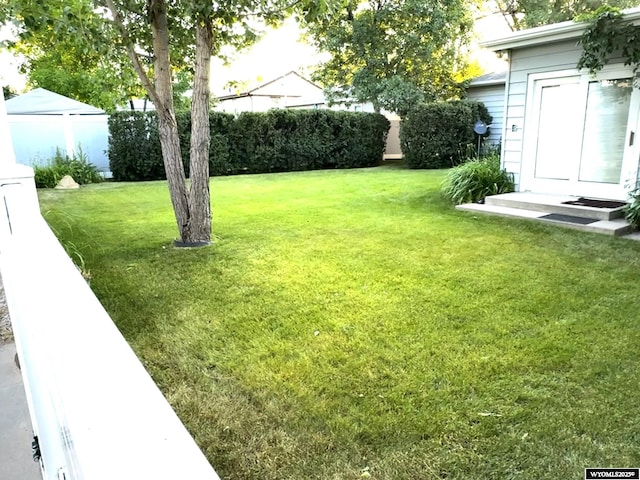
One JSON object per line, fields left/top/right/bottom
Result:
{"left": 482, "top": 6, "right": 640, "bottom": 51}
{"left": 6, "top": 88, "right": 105, "bottom": 115}
{"left": 468, "top": 71, "right": 507, "bottom": 87}
{"left": 217, "top": 71, "right": 322, "bottom": 101}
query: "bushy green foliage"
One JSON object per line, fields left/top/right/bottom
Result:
{"left": 108, "top": 112, "right": 165, "bottom": 181}
{"left": 108, "top": 110, "right": 390, "bottom": 181}
{"left": 625, "top": 189, "right": 640, "bottom": 228}
{"left": 440, "top": 154, "right": 514, "bottom": 204}
{"left": 33, "top": 147, "right": 104, "bottom": 188}
{"left": 400, "top": 100, "right": 492, "bottom": 169}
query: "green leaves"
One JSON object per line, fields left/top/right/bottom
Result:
{"left": 441, "top": 155, "right": 515, "bottom": 205}
{"left": 305, "top": 0, "right": 474, "bottom": 114}
{"left": 400, "top": 100, "right": 492, "bottom": 169}
{"left": 108, "top": 110, "right": 390, "bottom": 181}
{"left": 577, "top": 7, "right": 640, "bottom": 77}
{"left": 494, "top": 0, "right": 638, "bottom": 31}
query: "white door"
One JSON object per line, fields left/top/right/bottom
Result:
{"left": 522, "top": 68, "right": 640, "bottom": 200}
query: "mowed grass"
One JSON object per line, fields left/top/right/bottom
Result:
{"left": 39, "top": 166, "right": 640, "bottom": 479}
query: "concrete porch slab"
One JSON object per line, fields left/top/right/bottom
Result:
{"left": 456, "top": 196, "right": 633, "bottom": 236}
{"left": 484, "top": 192, "right": 626, "bottom": 221}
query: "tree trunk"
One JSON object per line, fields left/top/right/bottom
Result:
{"left": 108, "top": 0, "right": 212, "bottom": 244}
{"left": 184, "top": 19, "right": 213, "bottom": 244}
{"left": 149, "top": 0, "right": 211, "bottom": 244}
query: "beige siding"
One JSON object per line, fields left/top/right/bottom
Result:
{"left": 467, "top": 84, "right": 505, "bottom": 148}
{"left": 384, "top": 119, "right": 402, "bottom": 159}
{"left": 503, "top": 39, "right": 585, "bottom": 188}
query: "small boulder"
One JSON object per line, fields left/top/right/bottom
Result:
{"left": 55, "top": 175, "right": 80, "bottom": 189}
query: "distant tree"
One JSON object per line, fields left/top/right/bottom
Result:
{"left": 2, "top": 85, "right": 17, "bottom": 99}
{"left": 494, "top": 0, "right": 638, "bottom": 31}
{"left": 1, "top": 0, "right": 147, "bottom": 111}
{"left": 305, "top": 0, "right": 478, "bottom": 116}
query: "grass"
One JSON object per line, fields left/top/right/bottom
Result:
{"left": 39, "top": 166, "right": 640, "bottom": 479}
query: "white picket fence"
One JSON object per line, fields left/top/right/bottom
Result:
{"left": 0, "top": 164, "right": 220, "bottom": 480}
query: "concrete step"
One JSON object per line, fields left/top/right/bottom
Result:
{"left": 485, "top": 192, "right": 626, "bottom": 221}
{"left": 456, "top": 203, "right": 634, "bottom": 236}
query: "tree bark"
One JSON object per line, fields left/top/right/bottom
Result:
{"left": 149, "top": 0, "right": 196, "bottom": 243}
{"left": 184, "top": 19, "right": 213, "bottom": 243}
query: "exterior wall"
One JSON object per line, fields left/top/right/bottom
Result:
{"left": 0, "top": 94, "right": 16, "bottom": 165}
{"left": 466, "top": 84, "right": 505, "bottom": 148}
{"left": 252, "top": 74, "right": 322, "bottom": 99}
{"left": 503, "top": 38, "right": 586, "bottom": 188}
{"left": 384, "top": 119, "right": 402, "bottom": 159}
{"left": 215, "top": 95, "right": 286, "bottom": 113}
{"left": 8, "top": 114, "right": 109, "bottom": 173}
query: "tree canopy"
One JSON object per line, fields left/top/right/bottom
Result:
{"left": 0, "top": 0, "right": 144, "bottom": 110}
{"left": 494, "top": 0, "right": 639, "bottom": 31}
{"left": 305, "top": 0, "right": 479, "bottom": 116}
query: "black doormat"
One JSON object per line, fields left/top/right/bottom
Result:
{"left": 562, "top": 197, "right": 626, "bottom": 209}
{"left": 540, "top": 213, "right": 598, "bottom": 225}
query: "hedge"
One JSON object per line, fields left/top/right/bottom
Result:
{"left": 108, "top": 109, "right": 389, "bottom": 181}
{"left": 400, "top": 100, "right": 492, "bottom": 169}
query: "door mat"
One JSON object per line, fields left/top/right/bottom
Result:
{"left": 540, "top": 213, "right": 598, "bottom": 225}
{"left": 562, "top": 197, "right": 626, "bottom": 209}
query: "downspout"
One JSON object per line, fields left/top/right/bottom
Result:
{"left": 500, "top": 50, "right": 511, "bottom": 172}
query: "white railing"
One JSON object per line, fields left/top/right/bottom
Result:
{"left": 0, "top": 164, "right": 221, "bottom": 480}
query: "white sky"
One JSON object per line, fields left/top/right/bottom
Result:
{"left": 1, "top": 9, "right": 513, "bottom": 95}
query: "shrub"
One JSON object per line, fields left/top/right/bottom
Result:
{"left": 227, "top": 110, "right": 389, "bottom": 173}
{"left": 625, "top": 189, "right": 640, "bottom": 228}
{"left": 33, "top": 147, "right": 104, "bottom": 188}
{"left": 108, "top": 109, "right": 389, "bottom": 181}
{"left": 440, "top": 154, "right": 514, "bottom": 205}
{"left": 108, "top": 112, "right": 165, "bottom": 181}
{"left": 401, "top": 100, "right": 491, "bottom": 169}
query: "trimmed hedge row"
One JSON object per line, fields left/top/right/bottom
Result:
{"left": 108, "top": 109, "right": 390, "bottom": 181}
{"left": 400, "top": 100, "right": 492, "bottom": 169}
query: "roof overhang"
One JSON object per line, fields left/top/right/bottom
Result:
{"left": 481, "top": 6, "right": 640, "bottom": 52}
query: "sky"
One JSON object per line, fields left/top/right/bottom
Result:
{"left": 1, "top": 7, "right": 513, "bottom": 96}
{"left": 210, "top": 10, "right": 512, "bottom": 96}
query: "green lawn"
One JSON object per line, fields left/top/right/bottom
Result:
{"left": 39, "top": 166, "right": 640, "bottom": 479}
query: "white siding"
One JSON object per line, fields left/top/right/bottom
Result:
{"left": 467, "top": 84, "right": 505, "bottom": 148}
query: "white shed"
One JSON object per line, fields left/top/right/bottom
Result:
{"left": 483, "top": 7, "right": 640, "bottom": 200}
{"left": 5, "top": 88, "right": 110, "bottom": 173}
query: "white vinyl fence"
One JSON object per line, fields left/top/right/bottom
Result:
{"left": 0, "top": 164, "right": 220, "bottom": 480}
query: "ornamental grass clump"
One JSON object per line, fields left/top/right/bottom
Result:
{"left": 33, "top": 147, "right": 104, "bottom": 188}
{"left": 441, "top": 154, "right": 514, "bottom": 205}
{"left": 625, "top": 189, "right": 640, "bottom": 228}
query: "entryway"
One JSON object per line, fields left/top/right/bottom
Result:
{"left": 521, "top": 66, "right": 640, "bottom": 200}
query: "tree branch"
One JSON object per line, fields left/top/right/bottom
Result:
{"left": 103, "top": 0, "right": 163, "bottom": 108}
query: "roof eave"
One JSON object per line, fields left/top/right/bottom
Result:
{"left": 481, "top": 7, "right": 640, "bottom": 51}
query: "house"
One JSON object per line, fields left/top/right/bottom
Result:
{"left": 466, "top": 71, "right": 506, "bottom": 148}
{"left": 6, "top": 88, "right": 110, "bottom": 174}
{"left": 482, "top": 7, "right": 640, "bottom": 202}
{"left": 214, "top": 71, "right": 324, "bottom": 114}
